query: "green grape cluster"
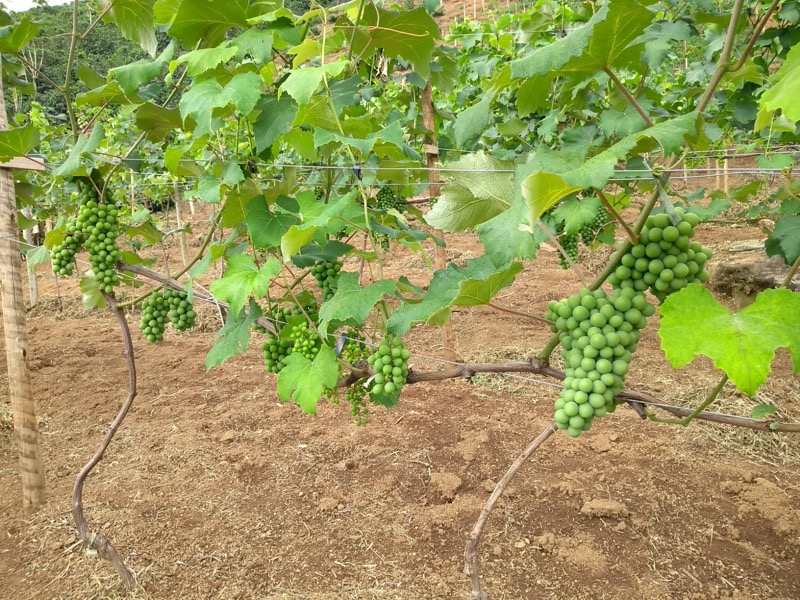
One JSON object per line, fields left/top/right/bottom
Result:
{"left": 164, "top": 289, "right": 197, "bottom": 332}
{"left": 373, "top": 186, "right": 405, "bottom": 251}
{"left": 314, "top": 187, "right": 326, "bottom": 202}
{"left": 366, "top": 336, "right": 411, "bottom": 403}
{"left": 263, "top": 333, "right": 293, "bottom": 373}
{"left": 546, "top": 287, "right": 655, "bottom": 437}
{"left": 50, "top": 180, "right": 95, "bottom": 276}
{"left": 288, "top": 321, "right": 322, "bottom": 360}
{"left": 50, "top": 224, "right": 85, "bottom": 276}
{"left": 580, "top": 206, "right": 609, "bottom": 246}
{"left": 341, "top": 331, "right": 367, "bottom": 366}
{"left": 558, "top": 231, "right": 580, "bottom": 270}
{"left": 140, "top": 292, "right": 170, "bottom": 343}
{"left": 311, "top": 259, "right": 343, "bottom": 300}
{"left": 608, "top": 209, "right": 711, "bottom": 303}
{"left": 345, "top": 380, "right": 370, "bottom": 426}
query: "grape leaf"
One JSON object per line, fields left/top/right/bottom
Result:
{"left": 760, "top": 42, "right": 800, "bottom": 125}
{"left": 0, "top": 17, "right": 41, "bottom": 53}
{"left": 659, "top": 285, "right": 800, "bottom": 396}
{"left": 253, "top": 95, "right": 297, "bottom": 154}
{"left": 136, "top": 103, "right": 182, "bottom": 140}
{"left": 0, "top": 124, "right": 39, "bottom": 162}
{"left": 766, "top": 216, "right": 800, "bottom": 266}
{"left": 452, "top": 262, "right": 523, "bottom": 306}
{"left": 171, "top": 43, "right": 237, "bottom": 77}
{"left": 277, "top": 346, "right": 340, "bottom": 414}
{"left": 209, "top": 254, "right": 281, "bottom": 317}
{"left": 314, "top": 121, "right": 404, "bottom": 155}
{"left": 425, "top": 153, "right": 513, "bottom": 232}
{"left": 318, "top": 273, "right": 396, "bottom": 338}
{"left": 104, "top": 0, "right": 157, "bottom": 57}
{"left": 453, "top": 89, "right": 497, "bottom": 149}
{"left": 522, "top": 171, "right": 582, "bottom": 224}
{"left": 387, "top": 257, "right": 522, "bottom": 335}
{"left": 179, "top": 71, "right": 263, "bottom": 137}
{"left": 168, "top": 0, "right": 249, "bottom": 48}
{"left": 79, "top": 276, "right": 106, "bottom": 310}
{"left": 281, "top": 61, "right": 346, "bottom": 106}
{"left": 511, "top": 0, "right": 656, "bottom": 79}
{"left": 291, "top": 241, "right": 353, "bottom": 267}
{"left": 346, "top": 5, "right": 440, "bottom": 80}
{"left": 477, "top": 194, "right": 539, "bottom": 266}
{"left": 246, "top": 197, "right": 298, "bottom": 248}
{"left": 111, "top": 42, "right": 175, "bottom": 95}
{"left": 554, "top": 196, "right": 601, "bottom": 235}
{"left": 205, "top": 299, "right": 262, "bottom": 370}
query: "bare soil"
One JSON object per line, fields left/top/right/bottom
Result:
{"left": 2, "top": 199, "right": 800, "bottom": 600}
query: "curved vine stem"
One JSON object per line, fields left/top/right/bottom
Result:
{"left": 464, "top": 423, "right": 557, "bottom": 600}
{"left": 71, "top": 292, "right": 137, "bottom": 590}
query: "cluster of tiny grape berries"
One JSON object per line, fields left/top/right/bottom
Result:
{"left": 341, "top": 332, "right": 367, "bottom": 365}
{"left": 50, "top": 180, "right": 96, "bottom": 276}
{"left": 428, "top": 196, "right": 439, "bottom": 208}
{"left": 314, "top": 187, "right": 326, "bottom": 202}
{"left": 558, "top": 231, "right": 580, "bottom": 270}
{"left": 288, "top": 321, "right": 322, "bottom": 360}
{"left": 345, "top": 380, "right": 370, "bottom": 426}
{"left": 76, "top": 184, "right": 122, "bottom": 293}
{"left": 262, "top": 334, "right": 293, "bottom": 373}
{"left": 580, "top": 206, "right": 609, "bottom": 246}
{"left": 374, "top": 186, "right": 405, "bottom": 251}
{"left": 608, "top": 210, "right": 711, "bottom": 303}
{"left": 139, "top": 292, "right": 170, "bottom": 343}
{"left": 545, "top": 287, "right": 655, "bottom": 437}
{"left": 366, "top": 336, "right": 411, "bottom": 402}
{"left": 311, "top": 259, "right": 343, "bottom": 300}
{"left": 164, "top": 289, "right": 197, "bottom": 332}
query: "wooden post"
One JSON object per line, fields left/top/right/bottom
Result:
{"left": 129, "top": 169, "right": 135, "bottom": 212}
{"left": 173, "top": 181, "right": 189, "bottom": 266}
{"left": 723, "top": 155, "right": 730, "bottom": 193}
{"left": 21, "top": 206, "right": 38, "bottom": 306}
{"left": 0, "top": 58, "right": 46, "bottom": 513}
{"left": 422, "top": 82, "right": 458, "bottom": 363}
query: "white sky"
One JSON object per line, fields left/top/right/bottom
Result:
{"left": 4, "top": 0, "right": 70, "bottom": 12}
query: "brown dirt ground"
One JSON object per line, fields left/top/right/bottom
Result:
{"left": 2, "top": 171, "right": 800, "bottom": 600}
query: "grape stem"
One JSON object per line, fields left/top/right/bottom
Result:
{"left": 464, "top": 422, "right": 557, "bottom": 600}
{"left": 644, "top": 374, "right": 728, "bottom": 426}
{"left": 536, "top": 221, "right": 590, "bottom": 287}
{"left": 595, "top": 189, "right": 637, "bottom": 244}
{"left": 486, "top": 302, "right": 553, "bottom": 325}
{"left": 71, "top": 292, "right": 137, "bottom": 590}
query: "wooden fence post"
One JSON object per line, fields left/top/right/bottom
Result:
{"left": 422, "top": 82, "right": 458, "bottom": 363}
{"left": 0, "top": 58, "right": 46, "bottom": 513}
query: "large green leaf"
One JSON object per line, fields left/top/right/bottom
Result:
{"left": 452, "top": 89, "right": 497, "bottom": 149}
{"left": 111, "top": 41, "right": 175, "bottom": 95}
{"left": 168, "top": 0, "right": 249, "bottom": 47}
{"left": 766, "top": 216, "right": 800, "bottom": 266}
{"left": 659, "top": 286, "right": 800, "bottom": 396}
{"left": 179, "top": 71, "right": 263, "bottom": 137}
{"left": 206, "top": 299, "right": 262, "bottom": 370}
{"left": 760, "top": 42, "right": 800, "bottom": 125}
{"left": 521, "top": 172, "right": 582, "bottom": 224}
{"left": 280, "top": 61, "right": 346, "bottom": 106}
{"left": 0, "top": 17, "right": 41, "bottom": 53}
{"left": 245, "top": 197, "right": 298, "bottom": 248}
{"left": 171, "top": 43, "right": 237, "bottom": 77}
{"left": 512, "top": 0, "right": 655, "bottom": 79}
{"left": 318, "top": 273, "right": 396, "bottom": 338}
{"left": 0, "top": 124, "right": 39, "bottom": 162}
{"left": 387, "top": 257, "right": 522, "bottom": 335}
{"left": 253, "top": 95, "right": 297, "bottom": 154}
{"left": 477, "top": 194, "right": 539, "bottom": 266}
{"left": 314, "top": 121, "right": 404, "bottom": 156}
{"left": 135, "top": 103, "right": 182, "bottom": 140}
{"left": 424, "top": 153, "right": 514, "bottom": 232}
{"left": 209, "top": 254, "right": 280, "bottom": 317}
{"left": 52, "top": 123, "right": 104, "bottom": 177}
{"left": 277, "top": 347, "right": 340, "bottom": 414}
{"left": 347, "top": 5, "right": 440, "bottom": 80}
{"left": 104, "top": 0, "right": 158, "bottom": 57}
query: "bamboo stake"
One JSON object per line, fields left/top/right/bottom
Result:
{"left": 422, "top": 82, "right": 458, "bottom": 362}
{"left": 173, "top": 181, "right": 189, "bottom": 266}
{"left": 0, "top": 57, "right": 45, "bottom": 513}
{"left": 21, "top": 207, "right": 38, "bottom": 306}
